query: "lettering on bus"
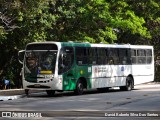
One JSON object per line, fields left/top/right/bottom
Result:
{"left": 98, "top": 67, "right": 107, "bottom": 72}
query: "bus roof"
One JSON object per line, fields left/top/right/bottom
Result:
{"left": 26, "top": 41, "right": 153, "bottom": 49}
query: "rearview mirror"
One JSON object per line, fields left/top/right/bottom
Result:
{"left": 18, "top": 50, "right": 25, "bottom": 64}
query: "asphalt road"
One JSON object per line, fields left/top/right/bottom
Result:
{"left": 0, "top": 83, "right": 160, "bottom": 120}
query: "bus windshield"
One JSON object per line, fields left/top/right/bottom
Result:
{"left": 24, "top": 50, "right": 57, "bottom": 77}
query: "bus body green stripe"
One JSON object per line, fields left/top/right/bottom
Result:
{"left": 60, "top": 42, "right": 92, "bottom": 90}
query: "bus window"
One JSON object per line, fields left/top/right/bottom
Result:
{"left": 146, "top": 49, "right": 152, "bottom": 64}
{"left": 97, "top": 48, "right": 106, "bottom": 65}
{"left": 137, "top": 49, "right": 146, "bottom": 64}
{"left": 118, "top": 48, "right": 131, "bottom": 65}
{"left": 119, "top": 49, "right": 127, "bottom": 65}
{"left": 131, "top": 49, "right": 137, "bottom": 64}
{"left": 58, "top": 47, "right": 74, "bottom": 74}
{"left": 108, "top": 48, "right": 119, "bottom": 65}
{"left": 88, "top": 48, "right": 97, "bottom": 65}
{"left": 76, "top": 47, "right": 88, "bottom": 65}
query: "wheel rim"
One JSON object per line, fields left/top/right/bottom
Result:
{"left": 127, "top": 80, "right": 132, "bottom": 91}
{"left": 78, "top": 83, "right": 83, "bottom": 94}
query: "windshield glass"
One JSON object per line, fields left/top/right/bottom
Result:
{"left": 24, "top": 51, "right": 57, "bottom": 77}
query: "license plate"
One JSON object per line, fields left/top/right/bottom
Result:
{"left": 34, "top": 84, "right": 40, "bottom": 87}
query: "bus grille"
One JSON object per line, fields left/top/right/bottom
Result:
{"left": 27, "top": 85, "right": 50, "bottom": 88}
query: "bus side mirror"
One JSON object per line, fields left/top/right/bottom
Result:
{"left": 18, "top": 50, "right": 25, "bottom": 64}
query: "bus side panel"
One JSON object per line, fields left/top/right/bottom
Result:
{"left": 132, "top": 64, "right": 154, "bottom": 85}
{"left": 62, "top": 67, "right": 77, "bottom": 91}
{"left": 115, "top": 65, "right": 132, "bottom": 87}
{"left": 75, "top": 65, "right": 92, "bottom": 89}
{"left": 62, "top": 65, "right": 92, "bottom": 90}
{"left": 91, "top": 65, "right": 132, "bottom": 88}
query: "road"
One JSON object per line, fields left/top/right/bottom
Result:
{"left": 0, "top": 83, "right": 160, "bottom": 120}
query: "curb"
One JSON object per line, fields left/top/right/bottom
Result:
{"left": 0, "top": 94, "right": 26, "bottom": 101}
{"left": 134, "top": 82, "right": 160, "bottom": 89}
{"left": 0, "top": 89, "right": 44, "bottom": 101}
{"left": 0, "top": 89, "right": 25, "bottom": 96}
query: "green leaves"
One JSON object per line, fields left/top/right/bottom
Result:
{"left": 1, "top": 0, "right": 151, "bottom": 44}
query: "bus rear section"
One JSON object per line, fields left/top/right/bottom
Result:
{"left": 130, "top": 46, "right": 154, "bottom": 85}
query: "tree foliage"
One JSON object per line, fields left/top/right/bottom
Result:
{"left": 0, "top": 0, "right": 160, "bottom": 86}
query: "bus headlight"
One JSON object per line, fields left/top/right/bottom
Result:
{"left": 45, "top": 75, "right": 53, "bottom": 79}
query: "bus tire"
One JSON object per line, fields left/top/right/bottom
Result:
{"left": 46, "top": 90, "right": 55, "bottom": 97}
{"left": 25, "top": 89, "right": 29, "bottom": 97}
{"left": 74, "top": 80, "right": 84, "bottom": 95}
{"left": 120, "top": 76, "right": 133, "bottom": 91}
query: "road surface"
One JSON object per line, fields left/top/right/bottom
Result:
{"left": 0, "top": 83, "right": 160, "bottom": 120}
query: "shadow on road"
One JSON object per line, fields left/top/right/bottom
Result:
{"left": 26, "top": 88, "right": 135, "bottom": 98}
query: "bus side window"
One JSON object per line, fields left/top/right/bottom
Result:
{"left": 108, "top": 48, "right": 118, "bottom": 65}
{"left": 119, "top": 49, "right": 126, "bottom": 65}
{"left": 88, "top": 48, "right": 97, "bottom": 65}
{"left": 137, "top": 49, "right": 146, "bottom": 64}
{"left": 118, "top": 48, "right": 131, "bottom": 65}
{"left": 76, "top": 47, "right": 88, "bottom": 65}
{"left": 146, "top": 49, "right": 152, "bottom": 64}
{"left": 104, "top": 48, "right": 109, "bottom": 64}
{"left": 97, "top": 48, "right": 106, "bottom": 65}
{"left": 131, "top": 49, "right": 137, "bottom": 64}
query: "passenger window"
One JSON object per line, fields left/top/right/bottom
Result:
{"left": 131, "top": 49, "right": 137, "bottom": 64}
{"left": 97, "top": 48, "right": 106, "bottom": 65}
{"left": 76, "top": 47, "right": 88, "bottom": 65}
{"left": 137, "top": 49, "right": 146, "bottom": 64}
{"left": 146, "top": 49, "right": 152, "bottom": 64}
{"left": 108, "top": 48, "right": 119, "bottom": 65}
{"left": 119, "top": 48, "right": 130, "bottom": 65}
{"left": 88, "top": 48, "right": 97, "bottom": 65}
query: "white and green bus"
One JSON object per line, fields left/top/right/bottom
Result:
{"left": 19, "top": 41, "right": 154, "bottom": 96}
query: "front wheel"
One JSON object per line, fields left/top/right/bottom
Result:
{"left": 25, "top": 89, "right": 29, "bottom": 96}
{"left": 74, "top": 80, "right": 84, "bottom": 95}
{"left": 46, "top": 90, "right": 55, "bottom": 97}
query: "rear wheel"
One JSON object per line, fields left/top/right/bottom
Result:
{"left": 120, "top": 76, "right": 133, "bottom": 91}
{"left": 46, "top": 90, "right": 55, "bottom": 97}
{"left": 74, "top": 80, "right": 84, "bottom": 95}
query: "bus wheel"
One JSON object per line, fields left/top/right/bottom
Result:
{"left": 46, "top": 90, "right": 55, "bottom": 97}
{"left": 74, "top": 80, "right": 84, "bottom": 95}
{"left": 120, "top": 76, "right": 133, "bottom": 91}
{"left": 25, "top": 89, "right": 29, "bottom": 96}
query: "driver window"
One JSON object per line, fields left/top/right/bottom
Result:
{"left": 58, "top": 47, "right": 74, "bottom": 74}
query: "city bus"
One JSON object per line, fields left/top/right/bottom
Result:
{"left": 18, "top": 41, "right": 154, "bottom": 96}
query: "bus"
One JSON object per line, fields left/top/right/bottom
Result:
{"left": 18, "top": 41, "right": 154, "bottom": 96}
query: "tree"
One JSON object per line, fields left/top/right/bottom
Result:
{"left": 1, "top": 0, "right": 160, "bottom": 86}
{"left": 124, "top": 0, "right": 160, "bottom": 81}
{"left": 16, "top": 0, "right": 151, "bottom": 43}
